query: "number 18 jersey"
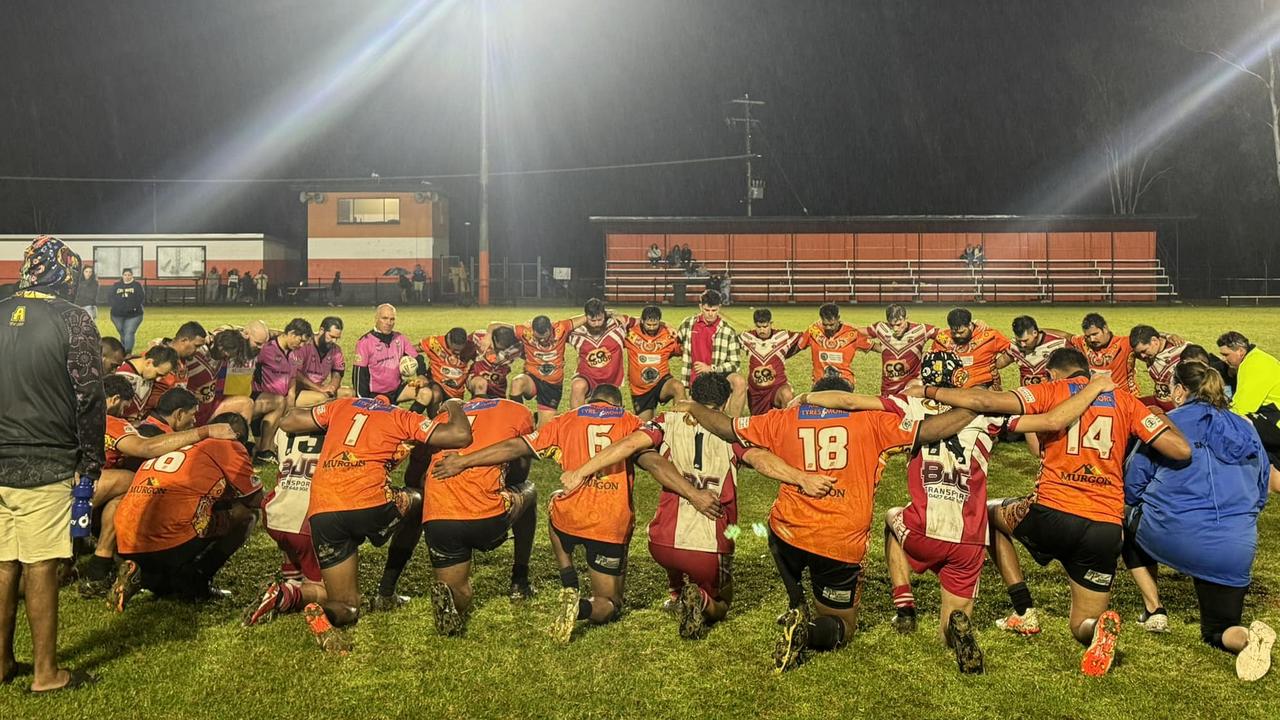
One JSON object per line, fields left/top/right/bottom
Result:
{"left": 733, "top": 405, "right": 919, "bottom": 564}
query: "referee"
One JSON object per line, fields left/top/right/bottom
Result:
{"left": 0, "top": 236, "right": 104, "bottom": 692}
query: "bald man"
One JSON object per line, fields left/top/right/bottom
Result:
{"left": 353, "top": 304, "right": 431, "bottom": 408}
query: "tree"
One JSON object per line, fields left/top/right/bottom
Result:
{"left": 1087, "top": 72, "right": 1172, "bottom": 215}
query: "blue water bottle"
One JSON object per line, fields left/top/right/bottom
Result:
{"left": 70, "top": 475, "right": 94, "bottom": 539}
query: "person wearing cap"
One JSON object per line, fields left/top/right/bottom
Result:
{"left": 0, "top": 235, "right": 104, "bottom": 691}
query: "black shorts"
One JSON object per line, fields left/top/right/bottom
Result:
{"left": 122, "top": 536, "right": 218, "bottom": 599}
{"left": 309, "top": 502, "right": 405, "bottom": 570}
{"left": 1194, "top": 578, "right": 1248, "bottom": 650}
{"left": 1246, "top": 409, "right": 1280, "bottom": 469}
{"left": 550, "top": 522, "right": 629, "bottom": 576}
{"left": 631, "top": 375, "right": 674, "bottom": 415}
{"left": 1007, "top": 498, "right": 1121, "bottom": 592}
{"left": 423, "top": 514, "right": 510, "bottom": 569}
{"left": 768, "top": 529, "right": 862, "bottom": 610}
{"left": 532, "top": 376, "right": 563, "bottom": 411}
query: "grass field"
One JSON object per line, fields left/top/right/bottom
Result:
{"left": 6, "top": 303, "right": 1278, "bottom": 719}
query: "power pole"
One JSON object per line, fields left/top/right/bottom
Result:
{"left": 727, "top": 94, "right": 765, "bottom": 216}
{"left": 477, "top": 0, "right": 491, "bottom": 305}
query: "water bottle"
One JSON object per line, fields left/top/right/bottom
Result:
{"left": 70, "top": 475, "right": 94, "bottom": 539}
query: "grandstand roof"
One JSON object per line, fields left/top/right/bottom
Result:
{"left": 590, "top": 214, "right": 1194, "bottom": 233}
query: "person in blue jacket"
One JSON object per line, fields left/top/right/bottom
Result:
{"left": 1123, "top": 359, "right": 1274, "bottom": 681}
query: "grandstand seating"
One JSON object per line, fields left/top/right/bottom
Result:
{"left": 604, "top": 257, "right": 1176, "bottom": 305}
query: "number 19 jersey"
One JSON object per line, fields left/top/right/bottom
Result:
{"left": 523, "top": 402, "right": 643, "bottom": 544}
{"left": 733, "top": 405, "right": 919, "bottom": 564}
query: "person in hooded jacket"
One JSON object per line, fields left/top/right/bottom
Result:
{"left": 1123, "top": 359, "right": 1274, "bottom": 681}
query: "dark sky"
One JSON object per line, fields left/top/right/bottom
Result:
{"left": 1, "top": 0, "right": 1276, "bottom": 295}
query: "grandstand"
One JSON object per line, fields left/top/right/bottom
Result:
{"left": 595, "top": 215, "right": 1181, "bottom": 305}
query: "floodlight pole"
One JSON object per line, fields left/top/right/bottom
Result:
{"left": 477, "top": 0, "right": 491, "bottom": 305}
{"left": 728, "top": 94, "right": 764, "bottom": 216}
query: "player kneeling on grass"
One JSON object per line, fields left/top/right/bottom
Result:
{"left": 243, "top": 429, "right": 327, "bottom": 626}
{"left": 432, "top": 384, "right": 721, "bottom": 643}
{"left": 909, "top": 347, "right": 1192, "bottom": 677}
{"left": 793, "top": 353, "right": 1112, "bottom": 674}
{"left": 681, "top": 376, "right": 980, "bottom": 673}
{"left": 421, "top": 395, "right": 539, "bottom": 636}
{"left": 563, "top": 374, "right": 835, "bottom": 640}
{"left": 111, "top": 413, "right": 261, "bottom": 611}
{"left": 276, "top": 395, "right": 471, "bottom": 653}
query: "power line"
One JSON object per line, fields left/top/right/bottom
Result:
{"left": 752, "top": 123, "right": 811, "bottom": 215}
{"left": 0, "top": 153, "right": 754, "bottom": 185}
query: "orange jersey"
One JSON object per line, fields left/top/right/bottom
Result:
{"left": 515, "top": 319, "right": 575, "bottom": 384}
{"left": 420, "top": 335, "right": 478, "bottom": 399}
{"left": 624, "top": 319, "right": 682, "bottom": 395}
{"left": 424, "top": 398, "right": 534, "bottom": 522}
{"left": 1070, "top": 334, "right": 1138, "bottom": 393}
{"left": 930, "top": 327, "right": 1012, "bottom": 388}
{"left": 523, "top": 402, "right": 643, "bottom": 544}
{"left": 797, "top": 322, "right": 873, "bottom": 386}
{"left": 307, "top": 397, "right": 444, "bottom": 516}
{"left": 1012, "top": 377, "right": 1169, "bottom": 524}
{"left": 104, "top": 414, "right": 138, "bottom": 470}
{"left": 115, "top": 439, "right": 260, "bottom": 555}
{"left": 733, "top": 405, "right": 919, "bottom": 564}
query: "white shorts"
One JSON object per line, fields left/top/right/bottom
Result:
{"left": 0, "top": 479, "right": 74, "bottom": 563}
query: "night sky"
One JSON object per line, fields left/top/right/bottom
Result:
{"left": 1, "top": 0, "right": 1277, "bottom": 296}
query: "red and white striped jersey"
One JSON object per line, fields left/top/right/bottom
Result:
{"left": 1144, "top": 336, "right": 1188, "bottom": 405}
{"left": 865, "top": 322, "right": 938, "bottom": 395}
{"left": 882, "top": 394, "right": 1003, "bottom": 545}
{"left": 568, "top": 319, "right": 627, "bottom": 388}
{"left": 263, "top": 431, "right": 323, "bottom": 535}
{"left": 739, "top": 329, "right": 801, "bottom": 391}
{"left": 640, "top": 411, "right": 747, "bottom": 554}
{"left": 1005, "top": 330, "right": 1069, "bottom": 386}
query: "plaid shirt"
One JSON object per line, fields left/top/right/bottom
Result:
{"left": 675, "top": 315, "right": 742, "bottom": 385}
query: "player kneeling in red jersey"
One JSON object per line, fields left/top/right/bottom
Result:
{"left": 798, "top": 353, "right": 1112, "bottom": 673}
{"left": 913, "top": 347, "right": 1192, "bottom": 676}
{"left": 682, "top": 375, "right": 980, "bottom": 673}
{"left": 564, "top": 374, "right": 834, "bottom": 639}
{"left": 421, "top": 395, "right": 539, "bottom": 636}
{"left": 277, "top": 396, "right": 472, "bottom": 653}
{"left": 433, "top": 384, "right": 722, "bottom": 643}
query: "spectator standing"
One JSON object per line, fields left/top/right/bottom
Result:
{"left": 255, "top": 269, "right": 269, "bottom": 305}
{"left": 0, "top": 235, "right": 104, "bottom": 691}
{"left": 330, "top": 271, "right": 343, "bottom": 307}
{"left": 226, "top": 269, "right": 239, "bottom": 302}
{"left": 647, "top": 243, "right": 662, "bottom": 266}
{"left": 412, "top": 264, "right": 427, "bottom": 303}
{"left": 398, "top": 271, "right": 411, "bottom": 303}
{"left": 108, "top": 268, "right": 145, "bottom": 354}
{"left": 240, "top": 271, "right": 254, "bottom": 304}
{"left": 74, "top": 265, "right": 99, "bottom": 320}
{"left": 206, "top": 266, "right": 220, "bottom": 304}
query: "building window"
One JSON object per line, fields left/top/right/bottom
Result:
{"left": 93, "top": 246, "right": 144, "bottom": 279}
{"left": 337, "top": 197, "right": 400, "bottom": 224}
{"left": 157, "top": 246, "right": 207, "bottom": 278}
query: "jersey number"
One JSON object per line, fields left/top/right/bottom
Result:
{"left": 143, "top": 448, "right": 191, "bottom": 473}
{"left": 798, "top": 427, "right": 848, "bottom": 471}
{"left": 344, "top": 413, "right": 369, "bottom": 447}
{"left": 1066, "top": 416, "right": 1114, "bottom": 459}
{"left": 587, "top": 424, "right": 613, "bottom": 458}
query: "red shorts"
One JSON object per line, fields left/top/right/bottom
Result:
{"left": 901, "top": 531, "right": 984, "bottom": 600}
{"left": 265, "top": 525, "right": 322, "bottom": 583}
{"left": 748, "top": 384, "right": 785, "bottom": 416}
{"left": 648, "top": 542, "right": 732, "bottom": 600}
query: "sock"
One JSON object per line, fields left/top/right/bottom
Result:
{"left": 808, "top": 615, "right": 846, "bottom": 650}
{"left": 378, "top": 536, "right": 419, "bottom": 597}
{"left": 87, "top": 554, "right": 115, "bottom": 581}
{"left": 576, "top": 598, "right": 593, "bottom": 621}
{"left": 511, "top": 562, "right": 530, "bottom": 586}
{"left": 891, "top": 584, "right": 915, "bottom": 614}
{"left": 559, "top": 566, "right": 579, "bottom": 590}
{"left": 280, "top": 581, "right": 304, "bottom": 612}
{"left": 1008, "top": 582, "right": 1034, "bottom": 615}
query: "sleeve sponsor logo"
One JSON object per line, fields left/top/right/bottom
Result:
{"left": 735, "top": 416, "right": 752, "bottom": 430}
{"left": 1015, "top": 387, "right": 1036, "bottom": 403}
{"left": 1142, "top": 414, "right": 1163, "bottom": 431}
